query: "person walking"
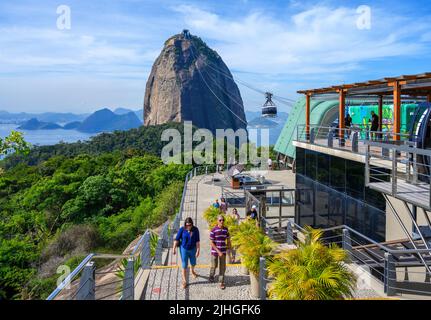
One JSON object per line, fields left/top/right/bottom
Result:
{"left": 229, "top": 208, "right": 241, "bottom": 222}
{"left": 345, "top": 113, "right": 352, "bottom": 139}
{"left": 209, "top": 215, "right": 231, "bottom": 290}
{"left": 246, "top": 205, "right": 258, "bottom": 220}
{"left": 212, "top": 199, "right": 220, "bottom": 209}
{"left": 173, "top": 217, "right": 200, "bottom": 289}
{"left": 267, "top": 158, "right": 273, "bottom": 170}
{"left": 220, "top": 198, "right": 228, "bottom": 214}
{"left": 369, "top": 111, "right": 379, "bottom": 141}
{"left": 228, "top": 208, "right": 240, "bottom": 263}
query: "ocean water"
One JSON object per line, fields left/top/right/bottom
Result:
{"left": 0, "top": 123, "right": 282, "bottom": 148}
{"left": 0, "top": 124, "right": 94, "bottom": 146}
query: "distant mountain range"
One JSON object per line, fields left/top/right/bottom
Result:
{"left": 17, "top": 118, "right": 63, "bottom": 130}
{"left": 17, "top": 108, "right": 143, "bottom": 133}
{"left": 245, "top": 110, "right": 289, "bottom": 123}
{"left": 245, "top": 111, "right": 289, "bottom": 146}
{"left": 0, "top": 108, "right": 144, "bottom": 124}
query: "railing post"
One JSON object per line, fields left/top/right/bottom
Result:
{"left": 268, "top": 227, "right": 274, "bottom": 239}
{"left": 122, "top": 258, "right": 135, "bottom": 300}
{"left": 382, "top": 134, "right": 390, "bottom": 158}
{"left": 309, "top": 128, "right": 315, "bottom": 144}
{"left": 351, "top": 132, "right": 358, "bottom": 153}
{"left": 259, "top": 257, "right": 267, "bottom": 300}
{"left": 76, "top": 262, "right": 95, "bottom": 300}
{"left": 141, "top": 231, "right": 151, "bottom": 269}
{"left": 365, "top": 143, "right": 370, "bottom": 186}
{"left": 392, "top": 149, "right": 397, "bottom": 196}
{"left": 168, "top": 223, "right": 174, "bottom": 248}
{"left": 154, "top": 237, "right": 163, "bottom": 265}
{"left": 286, "top": 221, "right": 293, "bottom": 244}
{"left": 384, "top": 252, "right": 396, "bottom": 296}
{"left": 328, "top": 131, "right": 334, "bottom": 148}
{"left": 342, "top": 229, "right": 352, "bottom": 260}
{"left": 161, "top": 221, "right": 169, "bottom": 248}
{"left": 205, "top": 166, "right": 208, "bottom": 175}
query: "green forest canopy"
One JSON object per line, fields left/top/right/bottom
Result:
{"left": 0, "top": 123, "right": 193, "bottom": 300}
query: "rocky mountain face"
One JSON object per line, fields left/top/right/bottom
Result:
{"left": 143, "top": 33, "right": 247, "bottom": 134}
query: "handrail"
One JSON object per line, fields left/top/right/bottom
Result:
{"left": 47, "top": 165, "right": 221, "bottom": 300}
{"left": 46, "top": 253, "right": 95, "bottom": 300}
{"left": 265, "top": 218, "right": 431, "bottom": 256}
{"left": 365, "top": 140, "right": 431, "bottom": 157}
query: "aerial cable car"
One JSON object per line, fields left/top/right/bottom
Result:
{"left": 261, "top": 92, "right": 277, "bottom": 118}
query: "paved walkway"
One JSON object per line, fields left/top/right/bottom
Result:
{"left": 143, "top": 170, "right": 383, "bottom": 300}
{"left": 144, "top": 173, "right": 253, "bottom": 300}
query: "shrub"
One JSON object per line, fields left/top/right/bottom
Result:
{"left": 231, "top": 219, "right": 275, "bottom": 275}
{"left": 42, "top": 225, "right": 99, "bottom": 260}
{"left": 267, "top": 227, "right": 356, "bottom": 300}
{"left": 203, "top": 206, "right": 221, "bottom": 226}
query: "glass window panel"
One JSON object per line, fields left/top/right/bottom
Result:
{"left": 316, "top": 153, "right": 330, "bottom": 186}
{"left": 345, "top": 159, "right": 364, "bottom": 200}
{"left": 328, "top": 189, "right": 345, "bottom": 227}
{"left": 295, "top": 175, "right": 315, "bottom": 227}
{"left": 329, "top": 155, "right": 345, "bottom": 192}
{"left": 296, "top": 147, "right": 305, "bottom": 175}
{"left": 305, "top": 149, "right": 317, "bottom": 180}
{"left": 364, "top": 187, "right": 386, "bottom": 211}
{"left": 314, "top": 184, "right": 329, "bottom": 228}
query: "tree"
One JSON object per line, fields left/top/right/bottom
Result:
{"left": 267, "top": 227, "right": 356, "bottom": 300}
{"left": 0, "top": 131, "right": 31, "bottom": 156}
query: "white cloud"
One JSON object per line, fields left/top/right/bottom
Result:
{"left": 174, "top": 4, "right": 430, "bottom": 75}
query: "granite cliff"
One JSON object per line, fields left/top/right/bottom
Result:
{"left": 143, "top": 32, "right": 247, "bottom": 134}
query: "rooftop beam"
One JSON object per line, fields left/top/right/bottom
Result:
{"left": 388, "top": 81, "right": 406, "bottom": 141}
{"left": 338, "top": 89, "right": 346, "bottom": 145}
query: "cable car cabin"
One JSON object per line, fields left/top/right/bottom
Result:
{"left": 262, "top": 105, "right": 277, "bottom": 118}
{"left": 261, "top": 92, "right": 277, "bottom": 118}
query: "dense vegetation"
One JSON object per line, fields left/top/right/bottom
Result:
{"left": 1, "top": 123, "right": 188, "bottom": 169}
{"left": 0, "top": 123, "right": 279, "bottom": 300}
{"left": 0, "top": 138, "right": 191, "bottom": 299}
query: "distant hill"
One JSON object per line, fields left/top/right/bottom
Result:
{"left": 114, "top": 107, "right": 134, "bottom": 115}
{"left": 1, "top": 122, "right": 196, "bottom": 169}
{"left": 245, "top": 110, "right": 288, "bottom": 123}
{"left": 18, "top": 118, "right": 62, "bottom": 130}
{"left": 0, "top": 111, "right": 88, "bottom": 123}
{"left": 63, "top": 121, "right": 81, "bottom": 129}
{"left": 246, "top": 112, "right": 289, "bottom": 146}
{"left": 247, "top": 117, "right": 278, "bottom": 128}
{"left": 114, "top": 107, "right": 143, "bottom": 122}
{"left": 77, "top": 108, "right": 142, "bottom": 133}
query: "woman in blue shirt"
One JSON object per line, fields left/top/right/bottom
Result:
{"left": 173, "top": 217, "right": 200, "bottom": 289}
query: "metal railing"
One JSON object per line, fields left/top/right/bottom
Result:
{"left": 296, "top": 124, "right": 415, "bottom": 155}
{"left": 257, "top": 219, "right": 431, "bottom": 299}
{"left": 221, "top": 186, "right": 295, "bottom": 208}
{"left": 364, "top": 140, "right": 431, "bottom": 209}
{"left": 47, "top": 165, "right": 220, "bottom": 300}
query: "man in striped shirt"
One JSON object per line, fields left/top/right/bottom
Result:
{"left": 209, "top": 215, "right": 231, "bottom": 289}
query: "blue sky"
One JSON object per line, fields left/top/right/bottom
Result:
{"left": 0, "top": 0, "right": 430, "bottom": 114}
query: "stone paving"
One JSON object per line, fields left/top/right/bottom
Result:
{"left": 144, "top": 172, "right": 253, "bottom": 300}
{"left": 143, "top": 170, "right": 384, "bottom": 300}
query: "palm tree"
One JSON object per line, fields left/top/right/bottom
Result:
{"left": 231, "top": 219, "right": 275, "bottom": 275}
{"left": 267, "top": 227, "right": 356, "bottom": 300}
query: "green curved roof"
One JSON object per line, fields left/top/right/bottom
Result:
{"left": 274, "top": 98, "right": 373, "bottom": 159}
